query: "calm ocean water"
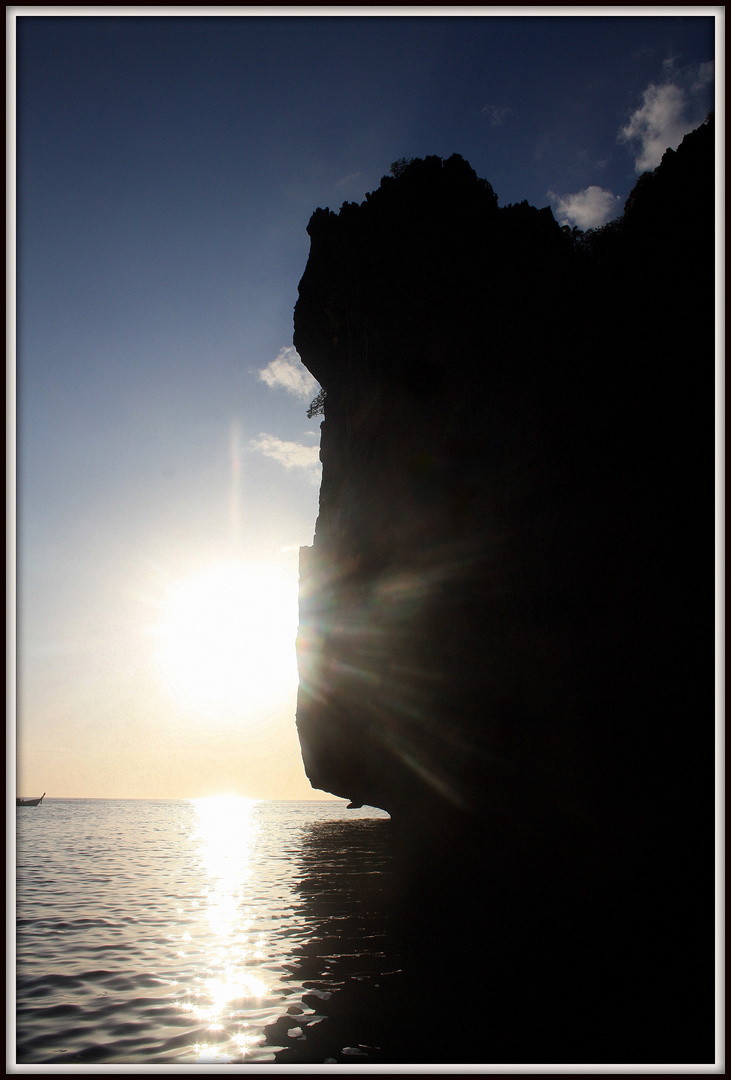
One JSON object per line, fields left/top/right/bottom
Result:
{"left": 15, "top": 797, "right": 402, "bottom": 1066}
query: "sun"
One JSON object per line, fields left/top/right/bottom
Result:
{"left": 156, "top": 561, "right": 299, "bottom": 719}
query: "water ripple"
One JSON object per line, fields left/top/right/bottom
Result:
{"left": 16, "top": 798, "right": 392, "bottom": 1064}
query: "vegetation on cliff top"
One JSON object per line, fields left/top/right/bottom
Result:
{"left": 297, "top": 113, "right": 713, "bottom": 412}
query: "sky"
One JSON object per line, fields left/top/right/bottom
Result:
{"left": 11, "top": 8, "right": 718, "bottom": 800}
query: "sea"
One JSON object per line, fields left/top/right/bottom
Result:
{"left": 14, "top": 796, "right": 415, "bottom": 1068}
{"left": 15, "top": 796, "right": 716, "bottom": 1071}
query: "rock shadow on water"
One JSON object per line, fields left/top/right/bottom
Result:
{"left": 262, "top": 813, "right": 565, "bottom": 1066}
{"left": 262, "top": 805, "right": 715, "bottom": 1065}
{"left": 262, "top": 815, "right": 424, "bottom": 1065}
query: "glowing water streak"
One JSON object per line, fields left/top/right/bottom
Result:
{"left": 180, "top": 796, "right": 272, "bottom": 1058}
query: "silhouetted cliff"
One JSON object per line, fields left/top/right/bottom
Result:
{"left": 292, "top": 120, "right": 715, "bottom": 1061}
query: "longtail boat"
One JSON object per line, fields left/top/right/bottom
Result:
{"left": 16, "top": 793, "right": 45, "bottom": 806}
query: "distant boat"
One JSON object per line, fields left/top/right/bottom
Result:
{"left": 17, "top": 793, "right": 45, "bottom": 807}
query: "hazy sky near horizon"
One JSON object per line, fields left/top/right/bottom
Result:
{"left": 13, "top": 9, "right": 717, "bottom": 800}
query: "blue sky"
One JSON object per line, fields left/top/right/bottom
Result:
{"left": 12, "top": 10, "right": 718, "bottom": 799}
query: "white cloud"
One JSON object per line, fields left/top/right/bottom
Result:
{"left": 619, "top": 82, "right": 689, "bottom": 171}
{"left": 258, "top": 347, "right": 318, "bottom": 402}
{"left": 619, "top": 62, "right": 714, "bottom": 172}
{"left": 248, "top": 432, "right": 321, "bottom": 480}
{"left": 548, "top": 185, "right": 621, "bottom": 230}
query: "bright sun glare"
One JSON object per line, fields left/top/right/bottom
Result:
{"left": 157, "top": 561, "right": 299, "bottom": 718}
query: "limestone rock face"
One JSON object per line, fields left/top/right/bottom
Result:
{"left": 292, "top": 131, "right": 714, "bottom": 1057}
{"left": 295, "top": 134, "right": 712, "bottom": 824}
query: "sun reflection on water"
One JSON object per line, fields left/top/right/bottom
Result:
{"left": 176, "top": 795, "right": 272, "bottom": 1060}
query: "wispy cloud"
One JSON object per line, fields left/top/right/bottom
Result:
{"left": 481, "top": 104, "right": 510, "bottom": 127}
{"left": 548, "top": 185, "right": 621, "bottom": 230}
{"left": 336, "top": 171, "right": 363, "bottom": 188}
{"left": 692, "top": 60, "right": 714, "bottom": 93}
{"left": 248, "top": 432, "right": 321, "bottom": 482}
{"left": 619, "top": 61, "right": 714, "bottom": 172}
{"left": 258, "top": 347, "right": 318, "bottom": 402}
